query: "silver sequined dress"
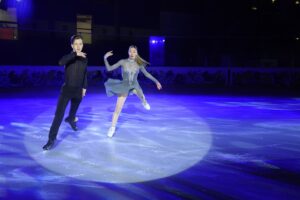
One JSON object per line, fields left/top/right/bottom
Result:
{"left": 104, "top": 58, "right": 158, "bottom": 97}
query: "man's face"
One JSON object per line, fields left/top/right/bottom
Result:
{"left": 71, "top": 39, "right": 83, "bottom": 52}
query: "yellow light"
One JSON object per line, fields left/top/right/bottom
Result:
{"left": 296, "top": 1, "right": 300, "bottom": 5}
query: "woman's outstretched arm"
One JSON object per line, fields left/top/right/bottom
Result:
{"left": 104, "top": 51, "right": 123, "bottom": 71}
{"left": 140, "top": 66, "right": 162, "bottom": 90}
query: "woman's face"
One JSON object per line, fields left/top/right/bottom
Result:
{"left": 128, "top": 47, "right": 138, "bottom": 59}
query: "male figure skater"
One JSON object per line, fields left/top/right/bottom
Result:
{"left": 43, "top": 35, "right": 88, "bottom": 150}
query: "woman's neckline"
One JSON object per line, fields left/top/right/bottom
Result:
{"left": 128, "top": 58, "right": 135, "bottom": 62}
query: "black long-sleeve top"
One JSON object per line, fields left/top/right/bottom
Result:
{"left": 59, "top": 52, "right": 88, "bottom": 90}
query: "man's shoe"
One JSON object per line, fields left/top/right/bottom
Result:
{"left": 65, "top": 117, "right": 78, "bottom": 131}
{"left": 43, "top": 139, "right": 55, "bottom": 150}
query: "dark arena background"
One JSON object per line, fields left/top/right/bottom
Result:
{"left": 1, "top": 0, "right": 300, "bottom": 199}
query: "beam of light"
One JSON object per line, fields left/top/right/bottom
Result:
{"left": 24, "top": 94, "right": 212, "bottom": 183}
{"left": 149, "top": 36, "right": 166, "bottom": 65}
{"left": 5, "top": 0, "right": 32, "bottom": 22}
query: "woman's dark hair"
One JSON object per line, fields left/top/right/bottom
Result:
{"left": 70, "top": 34, "right": 83, "bottom": 44}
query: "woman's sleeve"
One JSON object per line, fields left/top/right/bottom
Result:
{"left": 104, "top": 58, "right": 123, "bottom": 71}
{"left": 140, "top": 66, "right": 159, "bottom": 84}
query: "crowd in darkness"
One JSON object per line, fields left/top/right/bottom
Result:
{"left": 1, "top": 67, "right": 299, "bottom": 89}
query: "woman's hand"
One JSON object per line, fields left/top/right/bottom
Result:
{"left": 104, "top": 51, "right": 113, "bottom": 59}
{"left": 156, "top": 82, "right": 162, "bottom": 90}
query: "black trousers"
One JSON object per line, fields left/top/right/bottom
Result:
{"left": 48, "top": 87, "right": 82, "bottom": 140}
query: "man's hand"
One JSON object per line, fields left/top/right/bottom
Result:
{"left": 82, "top": 88, "right": 87, "bottom": 97}
{"left": 76, "top": 51, "right": 87, "bottom": 58}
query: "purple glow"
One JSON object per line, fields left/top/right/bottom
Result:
{"left": 0, "top": 89, "right": 299, "bottom": 199}
{"left": 149, "top": 36, "right": 165, "bottom": 65}
{"left": 149, "top": 36, "right": 165, "bottom": 45}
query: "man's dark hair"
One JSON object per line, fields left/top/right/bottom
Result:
{"left": 70, "top": 34, "right": 83, "bottom": 44}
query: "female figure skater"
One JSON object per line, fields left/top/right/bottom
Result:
{"left": 103, "top": 45, "right": 162, "bottom": 137}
